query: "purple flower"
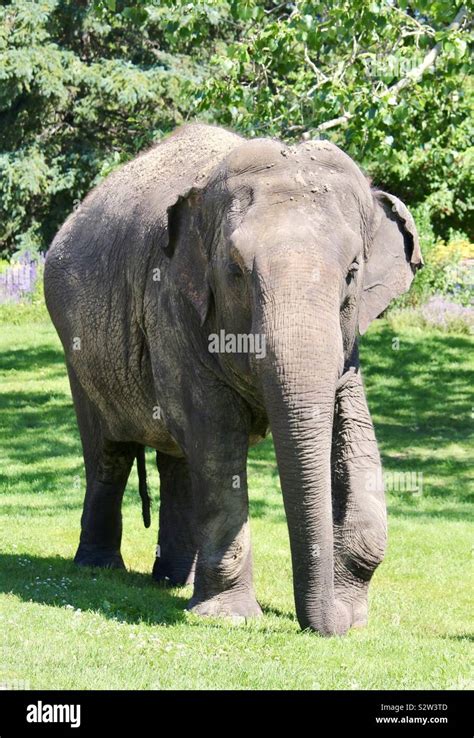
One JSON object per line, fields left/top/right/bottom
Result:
{"left": 0, "top": 252, "right": 45, "bottom": 304}
{"left": 421, "top": 295, "right": 474, "bottom": 331}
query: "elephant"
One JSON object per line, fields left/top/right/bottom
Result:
{"left": 44, "top": 123, "right": 422, "bottom": 636}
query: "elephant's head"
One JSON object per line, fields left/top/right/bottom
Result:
{"left": 165, "top": 137, "right": 422, "bottom": 634}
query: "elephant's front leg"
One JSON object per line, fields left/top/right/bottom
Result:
{"left": 186, "top": 421, "right": 262, "bottom": 620}
{"left": 332, "top": 365, "right": 387, "bottom": 628}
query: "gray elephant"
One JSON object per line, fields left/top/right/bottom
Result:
{"left": 44, "top": 124, "right": 422, "bottom": 636}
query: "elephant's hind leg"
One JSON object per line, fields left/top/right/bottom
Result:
{"left": 152, "top": 452, "right": 197, "bottom": 586}
{"left": 332, "top": 367, "right": 387, "bottom": 628}
{"left": 68, "top": 366, "right": 135, "bottom": 570}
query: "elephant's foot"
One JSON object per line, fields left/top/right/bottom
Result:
{"left": 351, "top": 599, "right": 368, "bottom": 628}
{"left": 74, "top": 543, "right": 125, "bottom": 570}
{"left": 335, "top": 580, "right": 369, "bottom": 630}
{"left": 152, "top": 556, "right": 195, "bottom": 587}
{"left": 297, "top": 599, "right": 352, "bottom": 636}
{"left": 187, "top": 589, "right": 263, "bottom": 622}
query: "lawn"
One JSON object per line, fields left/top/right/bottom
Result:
{"left": 0, "top": 315, "right": 472, "bottom": 690}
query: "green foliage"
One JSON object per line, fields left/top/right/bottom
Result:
{"left": 0, "top": 298, "right": 48, "bottom": 325}
{"left": 0, "top": 0, "right": 203, "bottom": 256}
{"left": 413, "top": 246, "right": 473, "bottom": 307}
{"left": 187, "top": 1, "right": 473, "bottom": 240}
{"left": 0, "top": 1, "right": 472, "bottom": 257}
{"left": 392, "top": 201, "right": 473, "bottom": 308}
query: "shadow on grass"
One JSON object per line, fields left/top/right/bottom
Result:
{"left": 0, "top": 552, "right": 294, "bottom": 630}
{"left": 361, "top": 328, "right": 472, "bottom": 446}
{"left": 443, "top": 634, "right": 474, "bottom": 642}
{"left": 1, "top": 344, "right": 65, "bottom": 376}
{"left": 249, "top": 497, "right": 286, "bottom": 522}
{"left": 0, "top": 553, "right": 187, "bottom": 626}
{"left": 1, "top": 321, "right": 472, "bottom": 522}
{"left": 260, "top": 603, "right": 296, "bottom": 620}
{"left": 360, "top": 326, "right": 472, "bottom": 505}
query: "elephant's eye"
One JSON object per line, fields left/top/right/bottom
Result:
{"left": 228, "top": 261, "right": 244, "bottom": 278}
{"left": 346, "top": 258, "right": 360, "bottom": 284}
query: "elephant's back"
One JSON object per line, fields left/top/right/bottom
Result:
{"left": 105, "top": 123, "right": 241, "bottom": 211}
{"left": 44, "top": 123, "right": 241, "bottom": 345}
{"left": 48, "top": 124, "right": 242, "bottom": 266}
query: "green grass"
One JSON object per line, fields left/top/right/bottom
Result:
{"left": 0, "top": 317, "right": 473, "bottom": 690}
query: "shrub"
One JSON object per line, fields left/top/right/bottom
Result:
{"left": 0, "top": 252, "right": 45, "bottom": 303}
{"left": 387, "top": 296, "right": 473, "bottom": 336}
{"left": 0, "top": 253, "right": 48, "bottom": 323}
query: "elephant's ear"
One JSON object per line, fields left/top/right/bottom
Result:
{"left": 164, "top": 187, "right": 211, "bottom": 325}
{"left": 358, "top": 191, "right": 423, "bottom": 335}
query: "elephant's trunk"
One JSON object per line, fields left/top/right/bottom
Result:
{"left": 255, "top": 267, "right": 350, "bottom": 635}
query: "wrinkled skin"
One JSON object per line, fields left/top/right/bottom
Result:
{"left": 44, "top": 124, "right": 422, "bottom": 636}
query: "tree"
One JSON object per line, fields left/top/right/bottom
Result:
{"left": 189, "top": 1, "right": 472, "bottom": 239}
{"left": 0, "top": 0, "right": 203, "bottom": 254}
{"left": 0, "top": 1, "right": 471, "bottom": 256}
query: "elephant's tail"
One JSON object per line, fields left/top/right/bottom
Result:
{"left": 136, "top": 446, "right": 151, "bottom": 528}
